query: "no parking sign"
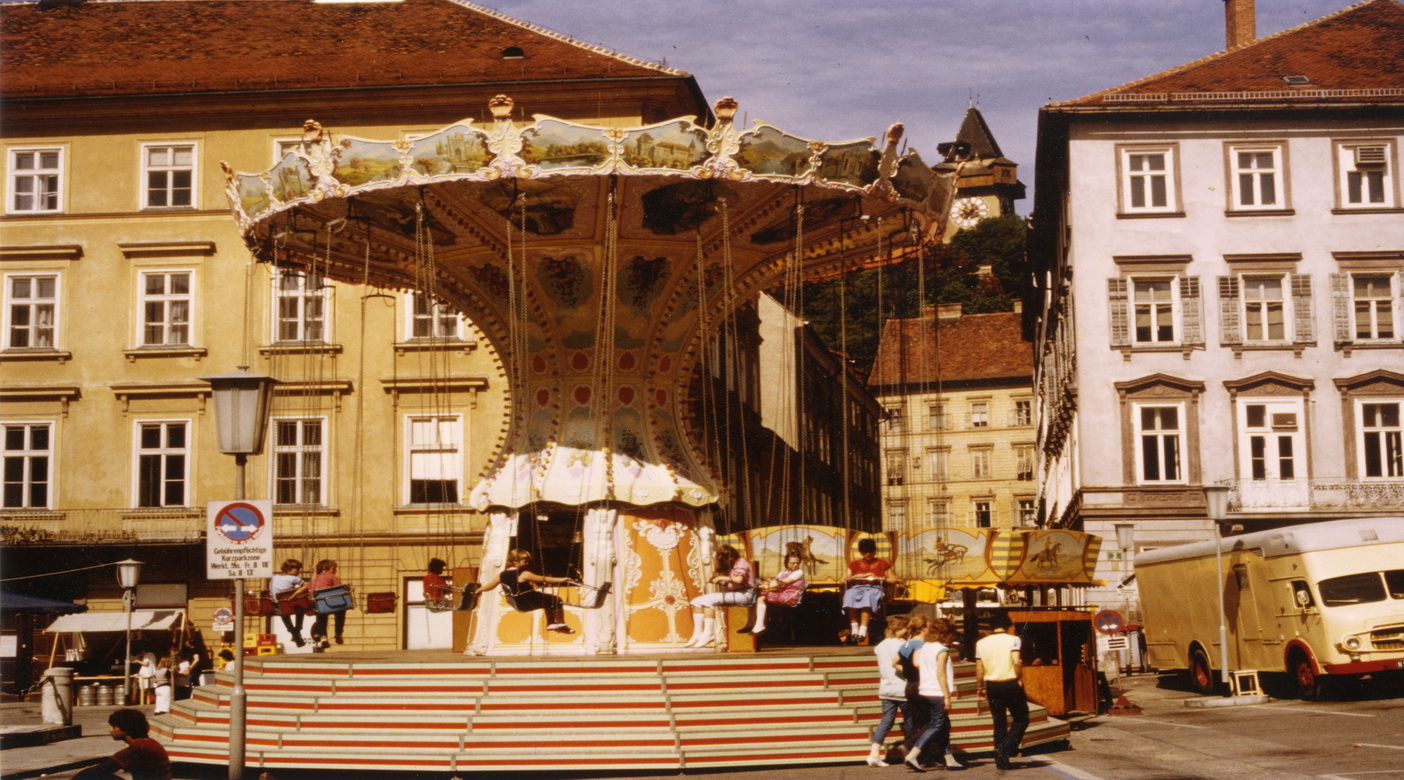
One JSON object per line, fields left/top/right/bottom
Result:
{"left": 206, "top": 500, "right": 274, "bottom": 579}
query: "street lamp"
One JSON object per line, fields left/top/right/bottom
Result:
{"left": 116, "top": 559, "right": 143, "bottom": 706}
{"left": 201, "top": 367, "right": 275, "bottom": 780}
{"left": 1203, "top": 484, "right": 1231, "bottom": 697}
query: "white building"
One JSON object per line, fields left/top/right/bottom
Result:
{"left": 1030, "top": 0, "right": 1404, "bottom": 616}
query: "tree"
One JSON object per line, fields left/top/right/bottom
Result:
{"left": 790, "top": 214, "right": 1029, "bottom": 374}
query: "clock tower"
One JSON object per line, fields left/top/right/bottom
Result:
{"left": 935, "top": 107, "right": 1025, "bottom": 240}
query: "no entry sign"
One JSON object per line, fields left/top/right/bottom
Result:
{"left": 206, "top": 500, "right": 274, "bottom": 579}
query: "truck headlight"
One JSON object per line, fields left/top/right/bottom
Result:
{"left": 1342, "top": 635, "right": 1362, "bottom": 651}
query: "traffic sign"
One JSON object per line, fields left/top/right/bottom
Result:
{"left": 212, "top": 607, "right": 234, "bottom": 634}
{"left": 206, "top": 500, "right": 273, "bottom": 580}
{"left": 1094, "top": 609, "right": 1125, "bottom": 634}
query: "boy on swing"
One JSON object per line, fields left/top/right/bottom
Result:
{"left": 479, "top": 548, "right": 576, "bottom": 634}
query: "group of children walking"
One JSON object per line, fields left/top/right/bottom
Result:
{"left": 869, "top": 612, "right": 1029, "bottom": 772}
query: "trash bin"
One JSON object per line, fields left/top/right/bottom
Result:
{"left": 41, "top": 667, "right": 75, "bottom": 726}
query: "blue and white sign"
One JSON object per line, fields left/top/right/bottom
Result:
{"left": 206, "top": 500, "right": 274, "bottom": 579}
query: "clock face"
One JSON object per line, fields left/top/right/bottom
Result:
{"left": 950, "top": 197, "right": 989, "bottom": 228}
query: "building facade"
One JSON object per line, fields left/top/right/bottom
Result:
{"left": 869, "top": 304, "right": 1036, "bottom": 536}
{"left": 0, "top": 0, "right": 708, "bottom": 669}
{"left": 1030, "top": 0, "right": 1404, "bottom": 617}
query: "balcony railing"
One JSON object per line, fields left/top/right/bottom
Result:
{"left": 1227, "top": 479, "right": 1404, "bottom": 512}
{"left": 0, "top": 507, "right": 203, "bottom": 545}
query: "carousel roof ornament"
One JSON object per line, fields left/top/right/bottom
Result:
{"left": 223, "top": 97, "right": 955, "bottom": 512}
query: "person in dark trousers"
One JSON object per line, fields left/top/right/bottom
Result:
{"left": 72, "top": 708, "right": 172, "bottom": 780}
{"left": 975, "top": 612, "right": 1029, "bottom": 770}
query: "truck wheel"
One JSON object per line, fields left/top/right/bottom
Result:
{"left": 1189, "top": 647, "right": 1215, "bottom": 695}
{"left": 1291, "top": 653, "right": 1322, "bottom": 700}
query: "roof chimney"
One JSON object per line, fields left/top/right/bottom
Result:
{"left": 937, "top": 303, "right": 963, "bottom": 320}
{"left": 1225, "top": 0, "right": 1256, "bottom": 48}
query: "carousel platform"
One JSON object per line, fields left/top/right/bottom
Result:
{"left": 151, "top": 647, "right": 1069, "bottom": 775}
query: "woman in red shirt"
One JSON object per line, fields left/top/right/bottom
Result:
{"left": 842, "top": 537, "right": 896, "bottom": 646}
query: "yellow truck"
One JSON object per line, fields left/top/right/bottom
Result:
{"left": 1135, "top": 518, "right": 1404, "bottom": 698}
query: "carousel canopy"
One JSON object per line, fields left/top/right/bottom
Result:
{"left": 226, "top": 98, "right": 954, "bottom": 511}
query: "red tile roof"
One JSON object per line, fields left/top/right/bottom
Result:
{"left": 867, "top": 309, "right": 1030, "bottom": 388}
{"left": 1055, "top": 0, "right": 1404, "bottom": 108}
{"left": 1, "top": 0, "right": 688, "bottom": 100}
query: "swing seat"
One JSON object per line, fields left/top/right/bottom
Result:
{"left": 425, "top": 583, "right": 479, "bottom": 613}
{"left": 569, "top": 581, "right": 611, "bottom": 609}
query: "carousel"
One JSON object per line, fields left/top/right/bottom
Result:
{"left": 225, "top": 96, "right": 954, "bottom": 655}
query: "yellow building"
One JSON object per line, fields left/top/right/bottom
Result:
{"left": 868, "top": 304, "right": 1036, "bottom": 535}
{"left": 0, "top": 0, "right": 707, "bottom": 668}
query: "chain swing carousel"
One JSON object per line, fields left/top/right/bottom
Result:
{"left": 225, "top": 96, "right": 952, "bottom": 655}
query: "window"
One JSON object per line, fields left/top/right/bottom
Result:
{"left": 4, "top": 274, "right": 57, "bottom": 349}
{"left": 1241, "top": 401, "right": 1300, "bottom": 481}
{"left": 1015, "top": 445, "right": 1035, "bottom": 481}
{"left": 1219, "top": 273, "right": 1313, "bottom": 346}
{"left": 142, "top": 144, "right": 195, "bottom": 209}
{"left": 409, "top": 294, "right": 460, "bottom": 339}
{"left": 926, "top": 448, "right": 948, "bottom": 482}
{"left": 926, "top": 403, "right": 947, "bottom": 431}
{"left": 406, "top": 415, "right": 462, "bottom": 504}
{"left": 1336, "top": 142, "right": 1395, "bottom": 209}
{"left": 1359, "top": 401, "right": 1403, "bottom": 479}
{"left": 1119, "top": 146, "right": 1177, "bottom": 214}
{"left": 928, "top": 500, "right": 950, "bottom": 527}
{"left": 1318, "top": 570, "right": 1404, "bottom": 608}
{"left": 139, "top": 270, "right": 192, "bottom": 346}
{"left": 3, "top": 423, "right": 52, "bottom": 509}
{"left": 885, "top": 449, "right": 906, "bottom": 486}
{"left": 972, "top": 500, "right": 993, "bottom": 529}
{"left": 1241, "top": 276, "right": 1285, "bottom": 341}
{"left": 887, "top": 502, "right": 908, "bottom": 532}
{"left": 969, "top": 401, "right": 989, "bottom": 429}
{"left": 883, "top": 403, "right": 905, "bottom": 434}
{"left": 1017, "top": 499, "right": 1036, "bottom": 527}
{"left": 1108, "top": 274, "right": 1202, "bottom": 349}
{"left": 136, "top": 421, "right": 188, "bottom": 507}
{"left": 8, "top": 148, "right": 62, "bottom": 213}
{"left": 273, "top": 419, "right": 324, "bottom": 505}
{"left": 970, "top": 447, "right": 991, "bottom": 479}
{"left": 1135, "top": 404, "right": 1184, "bottom": 483}
{"left": 1133, "top": 278, "right": 1176, "bottom": 343}
{"left": 1350, "top": 273, "right": 1396, "bottom": 341}
{"left": 1013, "top": 399, "right": 1032, "bottom": 427}
{"left": 273, "top": 271, "right": 328, "bottom": 343}
{"left": 1228, "top": 145, "right": 1284, "bottom": 210}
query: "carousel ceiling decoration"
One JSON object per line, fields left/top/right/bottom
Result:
{"left": 224, "top": 96, "right": 954, "bottom": 512}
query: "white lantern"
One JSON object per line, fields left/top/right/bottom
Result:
{"left": 201, "top": 369, "right": 277, "bottom": 455}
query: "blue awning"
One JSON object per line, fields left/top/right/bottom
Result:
{"left": 1, "top": 591, "right": 88, "bottom": 615}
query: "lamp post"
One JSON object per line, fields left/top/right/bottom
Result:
{"left": 201, "top": 368, "right": 275, "bottom": 780}
{"left": 115, "top": 559, "right": 143, "bottom": 706}
{"left": 1203, "top": 484, "right": 1231, "bottom": 697}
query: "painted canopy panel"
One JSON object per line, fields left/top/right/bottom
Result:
{"left": 223, "top": 98, "right": 953, "bottom": 511}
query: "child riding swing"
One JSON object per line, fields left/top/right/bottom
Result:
{"left": 478, "top": 548, "right": 611, "bottom": 633}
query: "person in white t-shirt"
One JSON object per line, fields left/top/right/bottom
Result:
{"left": 904, "top": 620, "right": 958, "bottom": 772}
{"left": 866, "top": 615, "right": 910, "bottom": 767}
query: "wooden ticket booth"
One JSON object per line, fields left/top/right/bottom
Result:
{"left": 1009, "top": 609, "right": 1098, "bottom": 716}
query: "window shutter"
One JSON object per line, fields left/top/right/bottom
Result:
{"left": 1397, "top": 270, "right": 1404, "bottom": 343}
{"left": 1180, "top": 276, "right": 1203, "bottom": 346}
{"left": 1107, "top": 278, "right": 1129, "bottom": 347}
{"left": 1331, "top": 273, "right": 1352, "bottom": 344}
{"left": 1217, "top": 275, "right": 1241, "bottom": 345}
{"left": 1291, "top": 273, "right": 1314, "bottom": 344}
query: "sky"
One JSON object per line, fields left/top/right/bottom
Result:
{"left": 484, "top": 0, "right": 1357, "bottom": 213}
